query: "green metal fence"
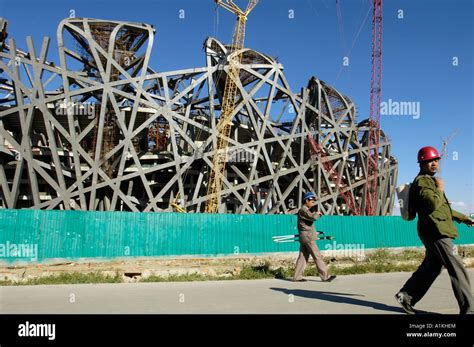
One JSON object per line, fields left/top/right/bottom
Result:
{"left": 0, "top": 209, "right": 473, "bottom": 263}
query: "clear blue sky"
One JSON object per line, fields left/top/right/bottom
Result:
{"left": 1, "top": 0, "right": 472, "bottom": 215}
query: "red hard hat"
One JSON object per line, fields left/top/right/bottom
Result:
{"left": 417, "top": 146, "right": 440, "bottom": 163}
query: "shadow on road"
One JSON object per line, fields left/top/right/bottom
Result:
{"left": 278, "top": 278, "right": 335, "bottom": 283}
{"left": 270, "top": 287, "right": 436, "bottom": 314}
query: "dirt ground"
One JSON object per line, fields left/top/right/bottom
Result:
{"left": 1, "top": 249, "right": 473, "bottom": 283}
{"left": 0, "top": 253, "right": 298, "bottom": 282}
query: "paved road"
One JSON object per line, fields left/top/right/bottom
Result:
{"left": 1, "top": 270, "right": 472, "bottom": 314}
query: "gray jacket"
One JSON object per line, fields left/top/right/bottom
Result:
{"left": 297, "top": 205, "right": 320, "bottom": 242}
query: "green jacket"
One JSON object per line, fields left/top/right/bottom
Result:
{"left": 411, "top": 173, "right": 467, "bottom": 240}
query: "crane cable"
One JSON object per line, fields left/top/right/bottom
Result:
{"left": 334, "top": 0, "right": 373, "bottom": 100}
{"left": 335, "top": 0, "right": 353, "bottom": 95}
{"left": 174, "top": 3, "right": 222, "bottom": 212}
{"left": 335, "top": 0, "right": 347, "bottom": 59}
{"left": 335, "top": 3, "right": 372, "bottom": 82}
{"left": 214, "top": 3, "right": 219, "bottom": 39}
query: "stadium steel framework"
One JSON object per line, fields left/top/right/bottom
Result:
{"left": 0, "top": 18, "right": 398, "bottom": 215}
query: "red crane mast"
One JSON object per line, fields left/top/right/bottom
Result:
{"left": 365, "top": 0, "right": 383, "bottom": 215}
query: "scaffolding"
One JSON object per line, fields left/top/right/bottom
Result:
{"left": 0, "top": 17, "right": 398, "bottom": 214}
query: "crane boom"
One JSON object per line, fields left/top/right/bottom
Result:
{"left": 205, "top": 0, "right": 258, "bottom": 213}
{"left": 307, "top": 133, "right": 360, "bottom": 215}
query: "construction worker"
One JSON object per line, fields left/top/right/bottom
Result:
{"left": 395, "top": 146, "right": 474, "bottom": 314}
{"left": 293, "top": 192, "right": 336, "bottom": 282}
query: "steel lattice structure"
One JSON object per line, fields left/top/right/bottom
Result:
{"left": 0, "top": 18, "right": 398, "bottom": 215}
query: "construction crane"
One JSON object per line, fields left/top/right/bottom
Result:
{"left": 438, "top": 129, "right": 459, "bottom": 177}
{"left": 365, "top": 0, "right": 383, "bottom": 216}
{"left": 171, "top": 201, "right": 186, "bottom": 213}
{"left": 305, "top": 0, "right": 382, "bottom": 216}
{"left": 307, "top": 133, "right": 360, "bottom": 215}
{"left": 205, "top": 0, "right": 258, "bottom": 213}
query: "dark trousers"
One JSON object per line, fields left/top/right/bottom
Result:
{"left": 400, "top": 236, "right": 473, "bottom": 314}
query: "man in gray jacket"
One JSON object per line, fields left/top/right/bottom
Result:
{"left": 293, "top": 192, "right": 336, "bottom": 282}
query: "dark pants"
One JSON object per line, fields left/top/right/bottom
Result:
{"left": 400, "top": 236, "right": 473, "bottom": 314}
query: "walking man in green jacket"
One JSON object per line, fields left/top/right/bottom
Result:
{"left": 395, "top": 146, "right": 474, "bottom": 314}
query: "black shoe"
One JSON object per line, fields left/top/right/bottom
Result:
{"left": 395, "top": 292, "right": 415, "bottom": 314}
{"left": 322, "top": 275, "right": 337, "bottom": 282}
{"left": 293, "top": 278, "right": 307, "bottom": 282}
